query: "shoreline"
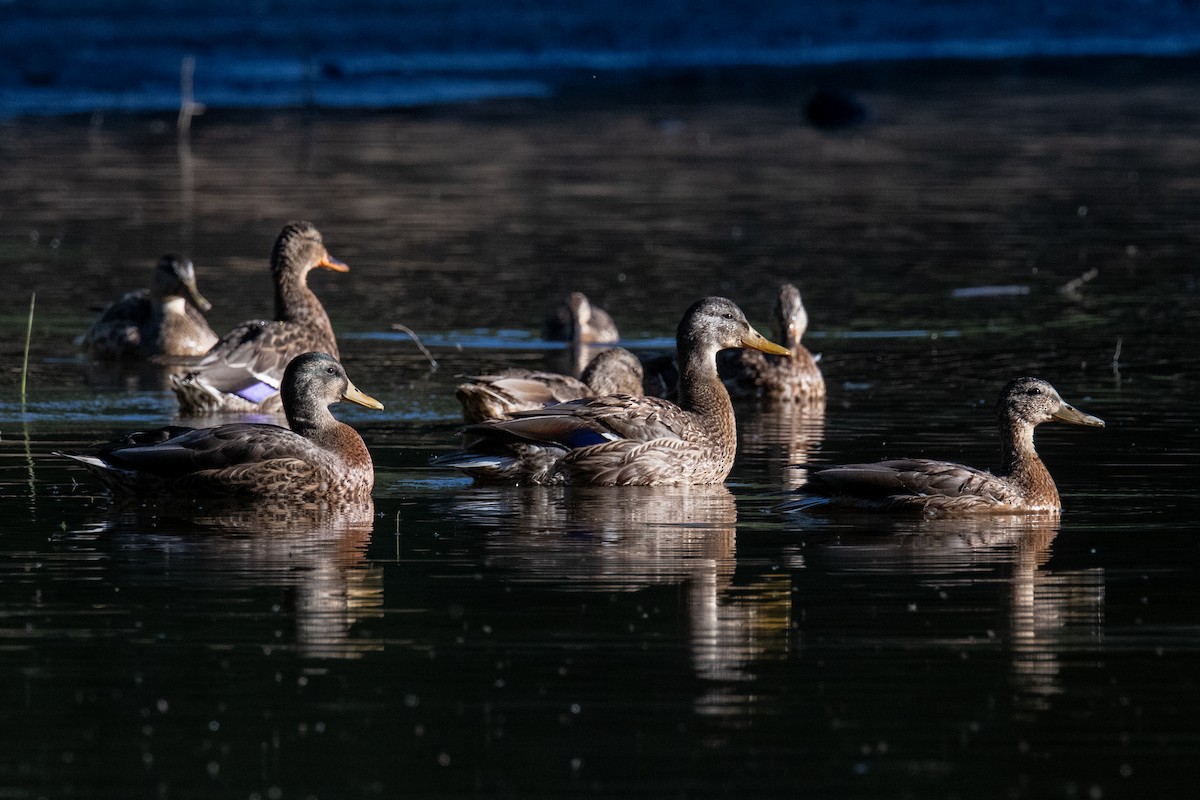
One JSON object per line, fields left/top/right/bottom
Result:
{"left": 4, "top": 51, "right": 1198, "bottom": 124}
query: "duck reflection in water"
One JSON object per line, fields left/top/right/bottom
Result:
{"left": 737, "top": 405, "right": 827, "bottom": 490}
{"left": 797, "top": 514, "right": 1103, "bottom": 713}
{"left": 66, "top": 499, "right": 382, "bottom": 659}
{"left": 442, "top": 483, "right": 795, "bottom": 714}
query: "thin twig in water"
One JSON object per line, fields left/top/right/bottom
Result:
{"left": 1112, "top": 336, "right": 1123, "bottom": 371}
{"left": 391, "top": 323, "right": 438, "bottom": 370}
{"left": 21, "top": 292, "right": 35, "bottom": 410}
{"left": 1059, "top": 267, "right": 1099, "bottom": 302}
{"left": 177, "top": 55, "right": 205, "bottom": 134}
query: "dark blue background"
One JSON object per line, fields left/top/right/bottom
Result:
{"left": 4, "top": 0, "right": 1200, "bottom": 116}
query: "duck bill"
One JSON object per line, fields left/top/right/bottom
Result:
{"left": 343, "top": 380, "right": 384, "bottom": 410}
{"left": 1053, "top": 401, "right": 1104, "bottom": 428}
{"left": 318, "top": 253, "right": 350, "bottom": 273}
{"left": 742, "top": 327, "right": 792, "bottom": 357}
{"left": 183, "top": 280, "right": 213, "bottom": 312}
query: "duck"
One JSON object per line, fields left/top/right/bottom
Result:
{"left": 780, "top": 377, "right": 1104, "bottom": 516}
{"left": 435, "top": 297, "right": 791, "bottom": 485}
{"left": 59, "top": 352, "right": 383, "bottom": 502}
{"left": 455, "top": 347, "right": 644, "bottom": 423}
{"left": 170, "top": 221, "right": 346, "bottom": 415}
{"left": 726, "top": 283, "right": 825, "bottom": 405}
{"left": 79, "top": 254, "right": 219, "bottom": 359}
{"left": 542, "top": 291, "right": 620, "bottom": 344}
{"left": 641, "top": 283, "right": 825, "bottom": 405}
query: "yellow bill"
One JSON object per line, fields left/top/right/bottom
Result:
{"left": 343, "top": 379, "right": 384, "bottom": 410}
{"left": 742, "top": 327, "right": 792, "bottom": 357}
{"left": 1052, "top": 401, "right": 1104, "bottom": 427}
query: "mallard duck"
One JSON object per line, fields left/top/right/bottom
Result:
{"left": 60, "top": 352, "right": 382, "bottom": 501}
{"left": 436, "top": 297, "right": 791, "bottom": 485}
{"left": 781, "top": 377, "right": 1104, "bottom": 516}
{"left": 542, "top": 291, "right": 620, "bottom": 344}
{"left": 79, "top": 254, "right": 218, "bottom": 359}
{"left": 727, "top": 283, "right": 825, "bottom": 404}
{"left": 579, "top": 346, "right": 645, "bottom": 395}
{"left": 170, "top": 221, "right": 346, "bottom": 415}
{"left": 642, "top": 283, "right": 824, "bottom": 405}
{"left": 455, "top": 347, "right": 644, "bottom": 423}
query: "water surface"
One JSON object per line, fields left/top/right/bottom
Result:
{"left": 1, "top": 59, "right": 1198, "bottom": 798}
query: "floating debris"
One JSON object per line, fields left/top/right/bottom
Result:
{"left": 1059, "top": 267, "right": 1100, "bottom": 302}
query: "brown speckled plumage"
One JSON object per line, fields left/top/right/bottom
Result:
{"left": 436, "top": 297, "right": 791, "bottom": 486}
{"left": 80, "top": 254, "right": 218, "bottom": 359}
{"left": 454, "top": 347, "right": 644, "bottom": 423}
{"left": 728, "top": 283, "right": 825, "bottom": 406}
{"left": 170, "top": 222, "right": 346, "bottom": 415}
{"left": 61, "top": 352, "right": 382, "bottom": 502}
{"left": 783, "top": 377, "right": 1104, "bottom": 516}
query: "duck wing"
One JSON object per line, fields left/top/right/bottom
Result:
{"left": 455, "top": 369, "right": 594, "bottom": 423}
{"left": 482, "top": 372, "right": 591, "bottom": 405}
{"left": 94, "top": 289, "right": 152, "bottom": 325}
{"left": 805, "top": 458, "right": 1024, "bottom": 512}
{"left": 93, "top": 423, "right": 311, "bottom": 478}
{"left": 186, "top": 320, "right": 333, "bottom": 401}
{"left": 488, "top": 394, "right": 696, "bottom": 448}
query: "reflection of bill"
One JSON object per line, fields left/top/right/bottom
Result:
{"left": 87, "top": 499, "right": 381, "bottom": 659}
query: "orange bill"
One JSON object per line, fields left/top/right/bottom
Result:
{"left": 319, "top": 253, "right": 350, "bottom": 272}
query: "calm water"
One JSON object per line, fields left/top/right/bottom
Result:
{"left": 2, "top": 59, "right": 1199, "bottom": 798}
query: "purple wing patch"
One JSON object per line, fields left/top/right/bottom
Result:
{"left": 236, "top": 381, "right": 278, "bottom": 404}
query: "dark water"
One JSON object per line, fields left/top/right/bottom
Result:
{"left": 2, "top": 59, "right": 1199, "bottom": 798}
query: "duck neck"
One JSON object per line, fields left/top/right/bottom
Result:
{"left": 275, "top": 266, "right": 333, "bottom": 330}
{"left": 285, "top": 395, "right": 331, "bottom": 436}
{"left": 998, "top": 417, "right": 1059, "bottom": 506}
{"left": 677, "top": 340, "right": 734, "bottom": 426}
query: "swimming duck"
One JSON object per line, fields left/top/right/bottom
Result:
{"left": 170, "top": 221, "right": 346, "bottom": 415}
{"left": 542, "top": 291, "right": 620, "bottom": 344}
{"left": 781, "top": 377, "right": 1103, "bottom": 516}
{"left": 455, "top": 347, "right": 645, "bottom": 423}
{"left": 79, "top": 254, "right": 218, "bottom": 359}
{"left": 60, "top": 352, "right": 382, "bottom": 501}
{"left": 436, "top": 297, "right": 791, "bottom": 485}
{"left": 727, "top": 283, "right": 825, "bottom": 405}
{"left": 642, "top": 283, "right": 824, "bottom": 405}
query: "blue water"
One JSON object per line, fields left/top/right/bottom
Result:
{"left": 4, "top": 1, "right": 1200, "bottom": 117}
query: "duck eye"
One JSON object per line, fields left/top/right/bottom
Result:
{"left": 1025, "top": 387, "right": 1042, "bottom": 396}
{"left": 722, "top": 312, "right": 734, "bottom": 320}
{"left": 326, "top": 366, "right": 336, "bottom": 375}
